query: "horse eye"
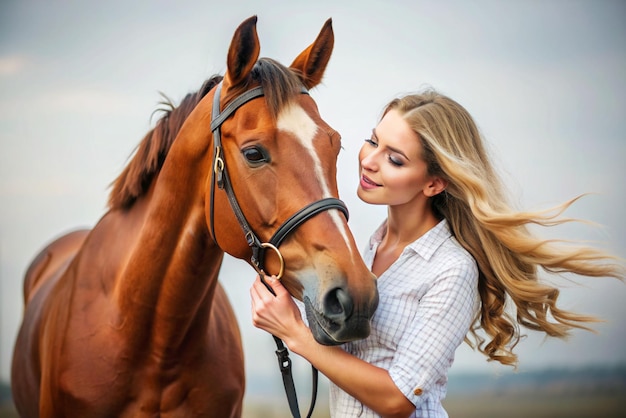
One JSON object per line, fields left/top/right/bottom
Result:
{"left": 242, "top": 146, "right": 269, "bottom": 165}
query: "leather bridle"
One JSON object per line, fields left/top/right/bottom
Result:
{"left": 209, "top": 81, "right": 349, "bottom": 418}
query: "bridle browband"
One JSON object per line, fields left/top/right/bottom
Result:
{"left": 209, "top": 81, "right": 348, "bottom": 418}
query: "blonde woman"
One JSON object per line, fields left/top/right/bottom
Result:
{"left": 250, "top": 90, "right": 624, "bottom": 418}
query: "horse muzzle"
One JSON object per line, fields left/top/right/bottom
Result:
{"left": 303, "top": 282, "right": 379, "bottom": 345}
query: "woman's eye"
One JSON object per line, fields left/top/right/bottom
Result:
{"left": 242, "top": 146, "right": 269, "bottom": 165}
{"left": 365, "top": 138, "right": 378, "bottom": 147}
{"left": 388, "top": 155, "right": 404, "bottom": 167}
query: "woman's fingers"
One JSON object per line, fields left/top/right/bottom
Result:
{"left": 262, "top": 274, "right": 289, "bottom": 296}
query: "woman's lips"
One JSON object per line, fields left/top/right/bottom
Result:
{"left": 360, "top": 175, "right": 381, "bottom": 190}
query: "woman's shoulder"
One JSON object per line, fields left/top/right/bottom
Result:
{"left": 414, "top": 220, "right": 474, "bottom": 264}
{"left": 429, "top": 239, "right": 479, "bottom": 299}
{"left": 427, "top": 221, "right": 479, "bottom": 280}
{"left": 441, "top": 233, "right": 476, "bottom": 265}
{"left": 395, "top": 221, "right": 478, "bottom": 288}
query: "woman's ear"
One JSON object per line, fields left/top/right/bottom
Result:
{"left": 425, "top": 177, "right": 448, "bottom": 197}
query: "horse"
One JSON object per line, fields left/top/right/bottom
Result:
{"left": 11, "top": 16, "right": 379, "bottom": 418}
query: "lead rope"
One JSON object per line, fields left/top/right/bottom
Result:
{"left": 259, "top": 271, "right": 319, "bottom": 418}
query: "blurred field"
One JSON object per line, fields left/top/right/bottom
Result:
{"left": 443, "top": 392, "right": 625, "bottom": 418}
{"left": 239, "top": 392, "right": 625, "bottom": 417}
{"left": 3, "top": 366, "right": 625, "bottom": 417}
{"left": 240, "top": 392, "right": 626, "bottom": 418}
{"left": 3, "top": 393, "right": 625, "bottom": 418}
{"left": 2, "top": 392, "right": 624, "bottom": 417}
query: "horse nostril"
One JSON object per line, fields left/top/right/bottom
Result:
{"left": 323, "top": 287, "right": 354, "bottom": 323}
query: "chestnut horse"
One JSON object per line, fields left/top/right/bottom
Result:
{"left": 11, "top": 16, "right": 378, "bottom": 418}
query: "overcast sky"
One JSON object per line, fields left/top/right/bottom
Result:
{"left": 1, "top": 0, "right": 625, "bottom": 399}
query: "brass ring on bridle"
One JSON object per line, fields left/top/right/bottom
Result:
{"left": 260, "top": 242, "right": 285, "bottom": 280}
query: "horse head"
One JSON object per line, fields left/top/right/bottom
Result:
{"left": 203, "top": 16, "right": 379, "bottom": 345}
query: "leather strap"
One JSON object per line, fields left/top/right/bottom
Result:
{"left": 260, "top": 272, "right": 318, "bottom": 418}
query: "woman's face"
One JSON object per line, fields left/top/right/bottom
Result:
{"left": 357, "top": 109, "right": 435, "bottom": 207}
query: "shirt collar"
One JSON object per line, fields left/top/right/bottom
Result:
{"left": 369, "top": 219, "right": 452, "bottom": 261}
{"left": 405, "top": 219, "right": 451, "bottom": 261}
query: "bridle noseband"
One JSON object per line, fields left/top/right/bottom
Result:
{"left": 209, "top": 81, "right": 348, "bottom": 418}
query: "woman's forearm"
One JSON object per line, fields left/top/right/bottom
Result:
{"left": 286, "top": 326, "right": 414, "bottom": 418}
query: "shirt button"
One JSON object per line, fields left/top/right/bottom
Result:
{"left": 413, "top": 388, "right": 423, "bottom": 396}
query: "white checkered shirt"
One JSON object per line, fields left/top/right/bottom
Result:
{"left": 329, "top": 219, "right": 479, "bottom": 418}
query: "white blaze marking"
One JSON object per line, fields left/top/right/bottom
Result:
{"left": 277, "top": 104, "right": 353, "bottom": 256}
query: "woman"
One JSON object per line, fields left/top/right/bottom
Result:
{"left": 250, "top": 90, "right": 624, "bottom": 418}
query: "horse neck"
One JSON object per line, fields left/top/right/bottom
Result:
{"left": 114, "top": 127, "right": 222, "bottom": 355}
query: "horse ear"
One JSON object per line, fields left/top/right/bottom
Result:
{"left": 225, "top": 16, "right": 260, "bottom": 88}
{"left": 290, "top": 18, "right": 334, "bottom": 89}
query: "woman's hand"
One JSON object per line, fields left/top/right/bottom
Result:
{"left": 250, "top": 274, "right": 310, "bottom": 345}
{"left": 251, "top": 276, "right": 414, "bottom": 417}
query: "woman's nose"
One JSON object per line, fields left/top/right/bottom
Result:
{"left": 359, "top": 146, "right": 377, "bottom": 171}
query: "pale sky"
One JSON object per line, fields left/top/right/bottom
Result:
{"left": 1, "top": 0, "right": 625, "bottom": 398}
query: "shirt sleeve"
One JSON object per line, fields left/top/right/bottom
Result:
{"left": 388, "top": 253, "right": 479, "bottom": 407}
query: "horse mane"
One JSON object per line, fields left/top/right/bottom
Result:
{"left": 107, "top": 57, "right": 303, "bottom": 211}
{"left": 107, "top": 75, "right": 222, "bottom": 210}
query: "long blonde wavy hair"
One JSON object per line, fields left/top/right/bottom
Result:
{"left": 384, "top": 90, "right": 625, "bottom": 367}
